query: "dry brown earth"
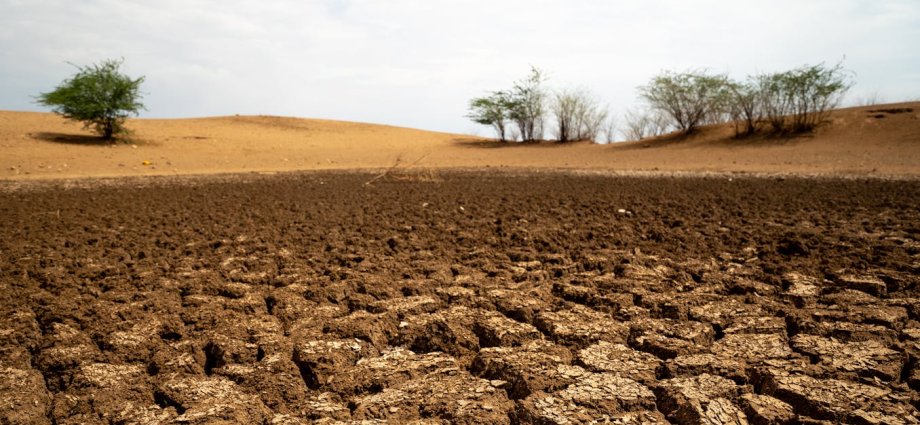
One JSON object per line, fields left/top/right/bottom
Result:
{"left": 2, "top": 102, "right": 919, "bottom": 180}
{"left": 2, "top": 172, "right": 919, "bottom": 423}
{"left": 1, "top": 104, "right": 919, "bottom": 423}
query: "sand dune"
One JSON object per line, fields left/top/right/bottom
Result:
{"left": 1, "top": 103, "right": 918, "bottom": 180}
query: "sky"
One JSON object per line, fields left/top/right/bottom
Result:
{"left": 1, "top": 0, "right": 918, "bottom": 135}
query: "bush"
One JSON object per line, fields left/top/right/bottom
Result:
{"left": 38, "top": 59, "right": 145, "bottom": 140}
{"left": 466, "top": 67, "right": 547, "bottom": 142}
{"left": 551, "top": 88, "right": 608, "bottom": 142}
{"left": 507, "top": 67, "right": 548, "bottom": 142}
{"left": 728, "top": 80, "right": 764, "bottom": 137}
{"left": 757, "top": 62, "right": 852, "bottom": 134}
{"left": 622, "top": 108, "right": 669, "bottom": 141}
{"left": 638, "top": 70, "right": 732, "bottom": 134}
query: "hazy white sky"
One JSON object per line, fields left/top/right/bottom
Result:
{"left": 1, "top": 0, "right": 918, "bottom": 134}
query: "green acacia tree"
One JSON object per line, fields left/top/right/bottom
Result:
{"left": 38, "top": 59, "right": 145, "bottom": 140}
{"left": 639, "top": 70, "right": 731, "bottom": 134}
{"left": 466, "top": 67, "right": 548, "bottom": 142}
{"left": 467, "top": 91, "right": 511, "bottom": 142}
{"left": 758, "top": 62, "right": 852, "bottom": 133}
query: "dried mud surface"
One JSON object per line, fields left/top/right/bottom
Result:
{"left": 2, "top": 171, "right": 919, "bottom": 424}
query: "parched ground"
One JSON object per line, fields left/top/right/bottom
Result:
{"left": 2, "top": 102, "right": 919, "bottom": 179}
{"left": 2, "top": 171, "right": 919, "bottom": 424}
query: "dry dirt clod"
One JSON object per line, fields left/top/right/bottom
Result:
{"left": 653, "top": 373, "right": 748, "bottom": 425}
{"left": 0, "top": 366, "right": 53, "bottom": 424}
{"left": 346, "top": 348, "right": 460, "bottom": 394}
{"left": 739, "top": 393, "right": 796, "bottom": 425}
{"left": 471, "top": 339, "right": 578, "bottom": 399}
{"left": 688, "top": 297, "right": 766, "bottom": 329}
{"left": 292, "top": 338, "right": 377, "bottom": 391}
{"left": 515, "top": 373, "right": 659, "bottom": 424}
{"left": 534, "top": 304, "right": 630, "bottom": 348}
{"left": 711, "top": 333, "right": 797, "bottom": 366}
{"left": 667, "top": 354, "right": 749, "bottom": 384}
{"left": 759, "top": 369, "right": 918, "bottom": 422}
{"left": 780, "top": 272, "right": 822, "bottom": 304}
{"left": 576, "top": 341, "right": 663, "bottom": 385}
{"left": 628, "top": 318, "right": 715, "bottom": 360}
{"left": 155, "top": 373, "right": 273, "bottom": 424}
{"left": 212, "top": 353, "right": 309, "bottom": 412}
{"left": 485, "top": 288, "right": 552, "bottom": 324}
{"left": 722, "top": 316, "right": 787, "bottom": 336}
{"left": 395, "top": 306, "right": 481, "bottom": 365}
{"left": 833, "top": 274, "right": 888, "bottom": 298}
{"left": 473, "top": 310, "right": 544, "bottom": 348}
{"left": 791, "top": 320, "right": 900, "bottom": 346}
{"left": 367, "top": 295, "right": 442, "bottom": 317}
{"left": 351, "top": 372, "right": 513, "bottom": 424}
{"left": 790, "top": 334, "right": 906, "bottom": 382}
{"left": 322, "top": 310, "right": 399, "bottom": 350}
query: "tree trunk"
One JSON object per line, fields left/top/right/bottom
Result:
{"left": 103, "top": 122, "right": 114, "bottom": 140}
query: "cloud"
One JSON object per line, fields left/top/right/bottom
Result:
{"left": 1, "top": 0, "right": 918, "bottom": 133}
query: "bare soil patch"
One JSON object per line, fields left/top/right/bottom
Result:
{"left": 2, "top": 171, "right": 918, "bottom": 423}
{"left": 3, "top": 102, "right": 919, "bottom": 180}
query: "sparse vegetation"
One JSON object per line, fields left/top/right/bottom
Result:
{"left": 467, "top": 92, "right": 511, "bottom": 142}
{"left": 551, "top": 88, "right": 608, "bottom": 142}
{"left": 602, "top": 115, "right": 618, "bottom": 144}
{"left": 622, "top": 108, "right": 669, "bottom": 141}
{"left": 638, "top": 70, "right": 732, "bottom": 135}
{"left": 507, "top": 67, "right": 548, "bottom": 142}
{"left": 37, "top": 59, "right": 145, "bottom": 141}
{"left": 469, "top": 61, "right": 854, "bottom": 143}
{"left": 756, "top": 62, "right": 853, "bottom": 134}
{"left": 466, "top": 67, "right": 547, "bottom": 142}
{"left": 727, "top": 80, "right": 765, "bottom": 137}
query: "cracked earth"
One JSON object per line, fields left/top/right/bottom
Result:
{"left": 1, "top": 171, "right": 918, "bottom": 424}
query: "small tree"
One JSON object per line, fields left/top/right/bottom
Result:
{"left": 781, "top": 62, "right": 852, "bottom": 133}
{"left": 638, "top": 70, "right": 731, "bottom": 134}
{"left": 728, "top": 80, "right": 764, "bottom": 137}
{"left": 466, "top": 67, "right": 548, "bottom": 142}
{"left": 755, "top": 62, "right": 852, "bottom": 134}
{"left": 37, "top": 59, "right": 145, "bottom": 140}
{"left": 551, "top": 89, "right": 578, "bottom": 143}
{"left": 507, "top": 67, "right": 548, "bottom": 142}
{"left": 467, "top": 91, "right": 511, "bottom": 142}
{"left": 602, "top": 115, "right": 618, "bottom": 144}
{"left": 552, "top": 88, "right": 607, "bottom": 142}
{"left": 622, "top": 108, "right": 669, "bottom": 141}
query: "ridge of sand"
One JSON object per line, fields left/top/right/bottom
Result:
{"left": 1, "top": 103, "right": 918, "bottom": 181}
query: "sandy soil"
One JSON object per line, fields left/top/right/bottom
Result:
{"left": 2, "top": 103, "right": 918, "bottom": 181}
{"left": 2, "top": 172, "right": 919, "bottom": 423}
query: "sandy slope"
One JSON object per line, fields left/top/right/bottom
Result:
{"left": 1, "top": 103, "right": 918, "bottom": 180}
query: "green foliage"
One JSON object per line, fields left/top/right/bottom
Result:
{"left": 506, "top": 67, "right": 547, "bottom": 142}
{"left": 757, "top": 62, "right": 853, "bottom": 133}
{"left": 638, "top": 70, "right": 732, "bottom": 134}
{"left": 467, "top": 91, "right": 511, "bottom": 142}
{"left": 466, "top": 67, "right": 547, "bottom": 142}
{"left": 37, "top": 59, "right": 145, "bottom": 140}
{"left": 727, "top": 80, "right": 764, "bottom": 136}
